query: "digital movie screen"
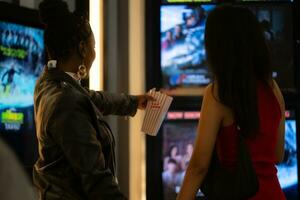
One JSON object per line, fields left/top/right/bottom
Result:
{"left": 162, "top": 110, "right": 298, "bottom": 200}
{"left": 276, "top": 110, "right": 298, "bottom": 200}
{"left": 0, "top": 20, "right": 44, "bottom": 164}
{"left": 245, "top": 4, "right": 294, "bottom": 91}
{"left": 162, "top": 0, "right": 294, "bottom": 3}
{"left": 161, "top": 111, "right": 202, "bottom": 200}
{"left": 239, "top": 0, "right": 293, "bottom": 2}
{"left": 160, "top": 4, "right": 294, "bottom": 93}
{"left": 162, "top": 0, "right": 215, "bottom": 3}
{"left": 160, "top": 5, "right": 216, "bottom": 91}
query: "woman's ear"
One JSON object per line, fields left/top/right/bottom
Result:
{"left": 78, "top": 41, "right": 86, "bottom": 58}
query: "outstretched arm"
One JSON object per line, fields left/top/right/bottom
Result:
{"left": 87, "top": 89, "right": 153, "bottom": 116}
{"left": 88, "top": 90, "right": 138, "bottom": 116}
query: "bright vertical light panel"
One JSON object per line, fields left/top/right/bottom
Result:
{"left": 89, "top": 0, "right": 103, "bottom": 91}
{"left": 129, "top": 0, "right": 146, "bottom": 199}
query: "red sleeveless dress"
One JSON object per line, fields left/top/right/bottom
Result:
{"left": 216, "top": 83, "right": 286, "bottom": 200}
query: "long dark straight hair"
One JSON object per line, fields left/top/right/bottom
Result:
{"left": 205, "top": 6, "right": 273, "bottom": 138}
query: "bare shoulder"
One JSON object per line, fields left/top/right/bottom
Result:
{"left": 202, "top": 83, "right": 227, "bottom": 117}
{"left": 270, "top": 79, "right": 285, "bottom": 112}
{"left": 204, "top": 83, "right": 229, "bottom": 106}
{"left": 204, "top": 83, "right": 218, "bottom": 101}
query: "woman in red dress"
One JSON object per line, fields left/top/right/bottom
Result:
{"left": 177, "top": 6, "right": 286, "bottom": 200}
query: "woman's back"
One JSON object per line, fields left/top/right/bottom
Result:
{"left": 176, "top": 6, "right": 287, "bottom": 200}
{"left": 216, "top": 81, "right": 286, "bottom": 200}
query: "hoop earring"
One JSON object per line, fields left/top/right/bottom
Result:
{"left": 77, "top": 64, "right": 87, "bottom": 79}
{"left": 47, "top": 60, "right": 57, "bottom": 69}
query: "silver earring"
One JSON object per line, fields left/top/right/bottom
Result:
{"left": 77, "top": 64, "right": 87, "bottom": 79}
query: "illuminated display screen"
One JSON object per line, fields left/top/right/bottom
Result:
{"left": 244, "top": 4, "right": 294, "bottom": 91}
{"left": 0, "top": 20, "right": 44, "bottom": 164}
{"left": 161, "top": 5, "right": 215, "bottom": 89}
{"left": 277, "top": 110, "right": 298, "bottom": 200}
{"left": 162, "top": 0, "right": 215, "bottom": 3}
{"left": 162, "top": 0, "right": 294, "bottom": 3}
{"left": 160, "top": 4, "right": 294, "bottom": 95}
{"left": 238, "top": 0, "right": 293, "bottom": 2}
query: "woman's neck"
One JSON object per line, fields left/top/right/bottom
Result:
{"left": 57, "top": 56, "right": 81, "bottom": 73}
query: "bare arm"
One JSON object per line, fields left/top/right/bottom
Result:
{"left": 272, "top": 80, "right": 285, "bottom": 163}
{"left": 177, "top": 84, "right": 224, "bottom": 200}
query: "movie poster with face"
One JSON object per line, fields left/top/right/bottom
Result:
{"left": 160, "top": 4, "right": 294, "bottom": 95}
{"left": 162, "top": 120, "right": 202, "bottom": 200}
{"left": 160, "top": 5, "right": 216, "bottom": 91}
{"left": 0, "top": 21, "right": 44, "bottom": 165}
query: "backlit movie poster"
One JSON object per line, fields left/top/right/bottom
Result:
{"left": 0, "top": 20, "right": 44, "bottom": 147}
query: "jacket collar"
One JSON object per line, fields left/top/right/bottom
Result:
{"left": 41, "top": 67, "right": 91, "bottom": 98}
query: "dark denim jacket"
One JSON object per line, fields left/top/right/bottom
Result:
{"left": 33, "top": 68, "right": 137, "bottom": 200}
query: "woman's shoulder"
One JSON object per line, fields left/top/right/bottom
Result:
{"left": 204, "top": 83, "right": 217, "bottom": 98}
{"left": 268, "top": 79, "right": 285, "bottom": 113}
{"left": 203, "top": 82, "right": 233, "bottom": 120}
{"left": 57, "top": 89, "right": 89, "bottom": 109}
{"left": 203, "top": 82, "right": 222, "bottom": 106}
{"left": 43, "top": 80, "right": 90, "bottom": 112}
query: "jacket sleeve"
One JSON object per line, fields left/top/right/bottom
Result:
{"left": 49, "top": 93, "right": 127, "bottom": 200}
{"left": 87, "top": 89, "right": 138, "bottom": 116}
